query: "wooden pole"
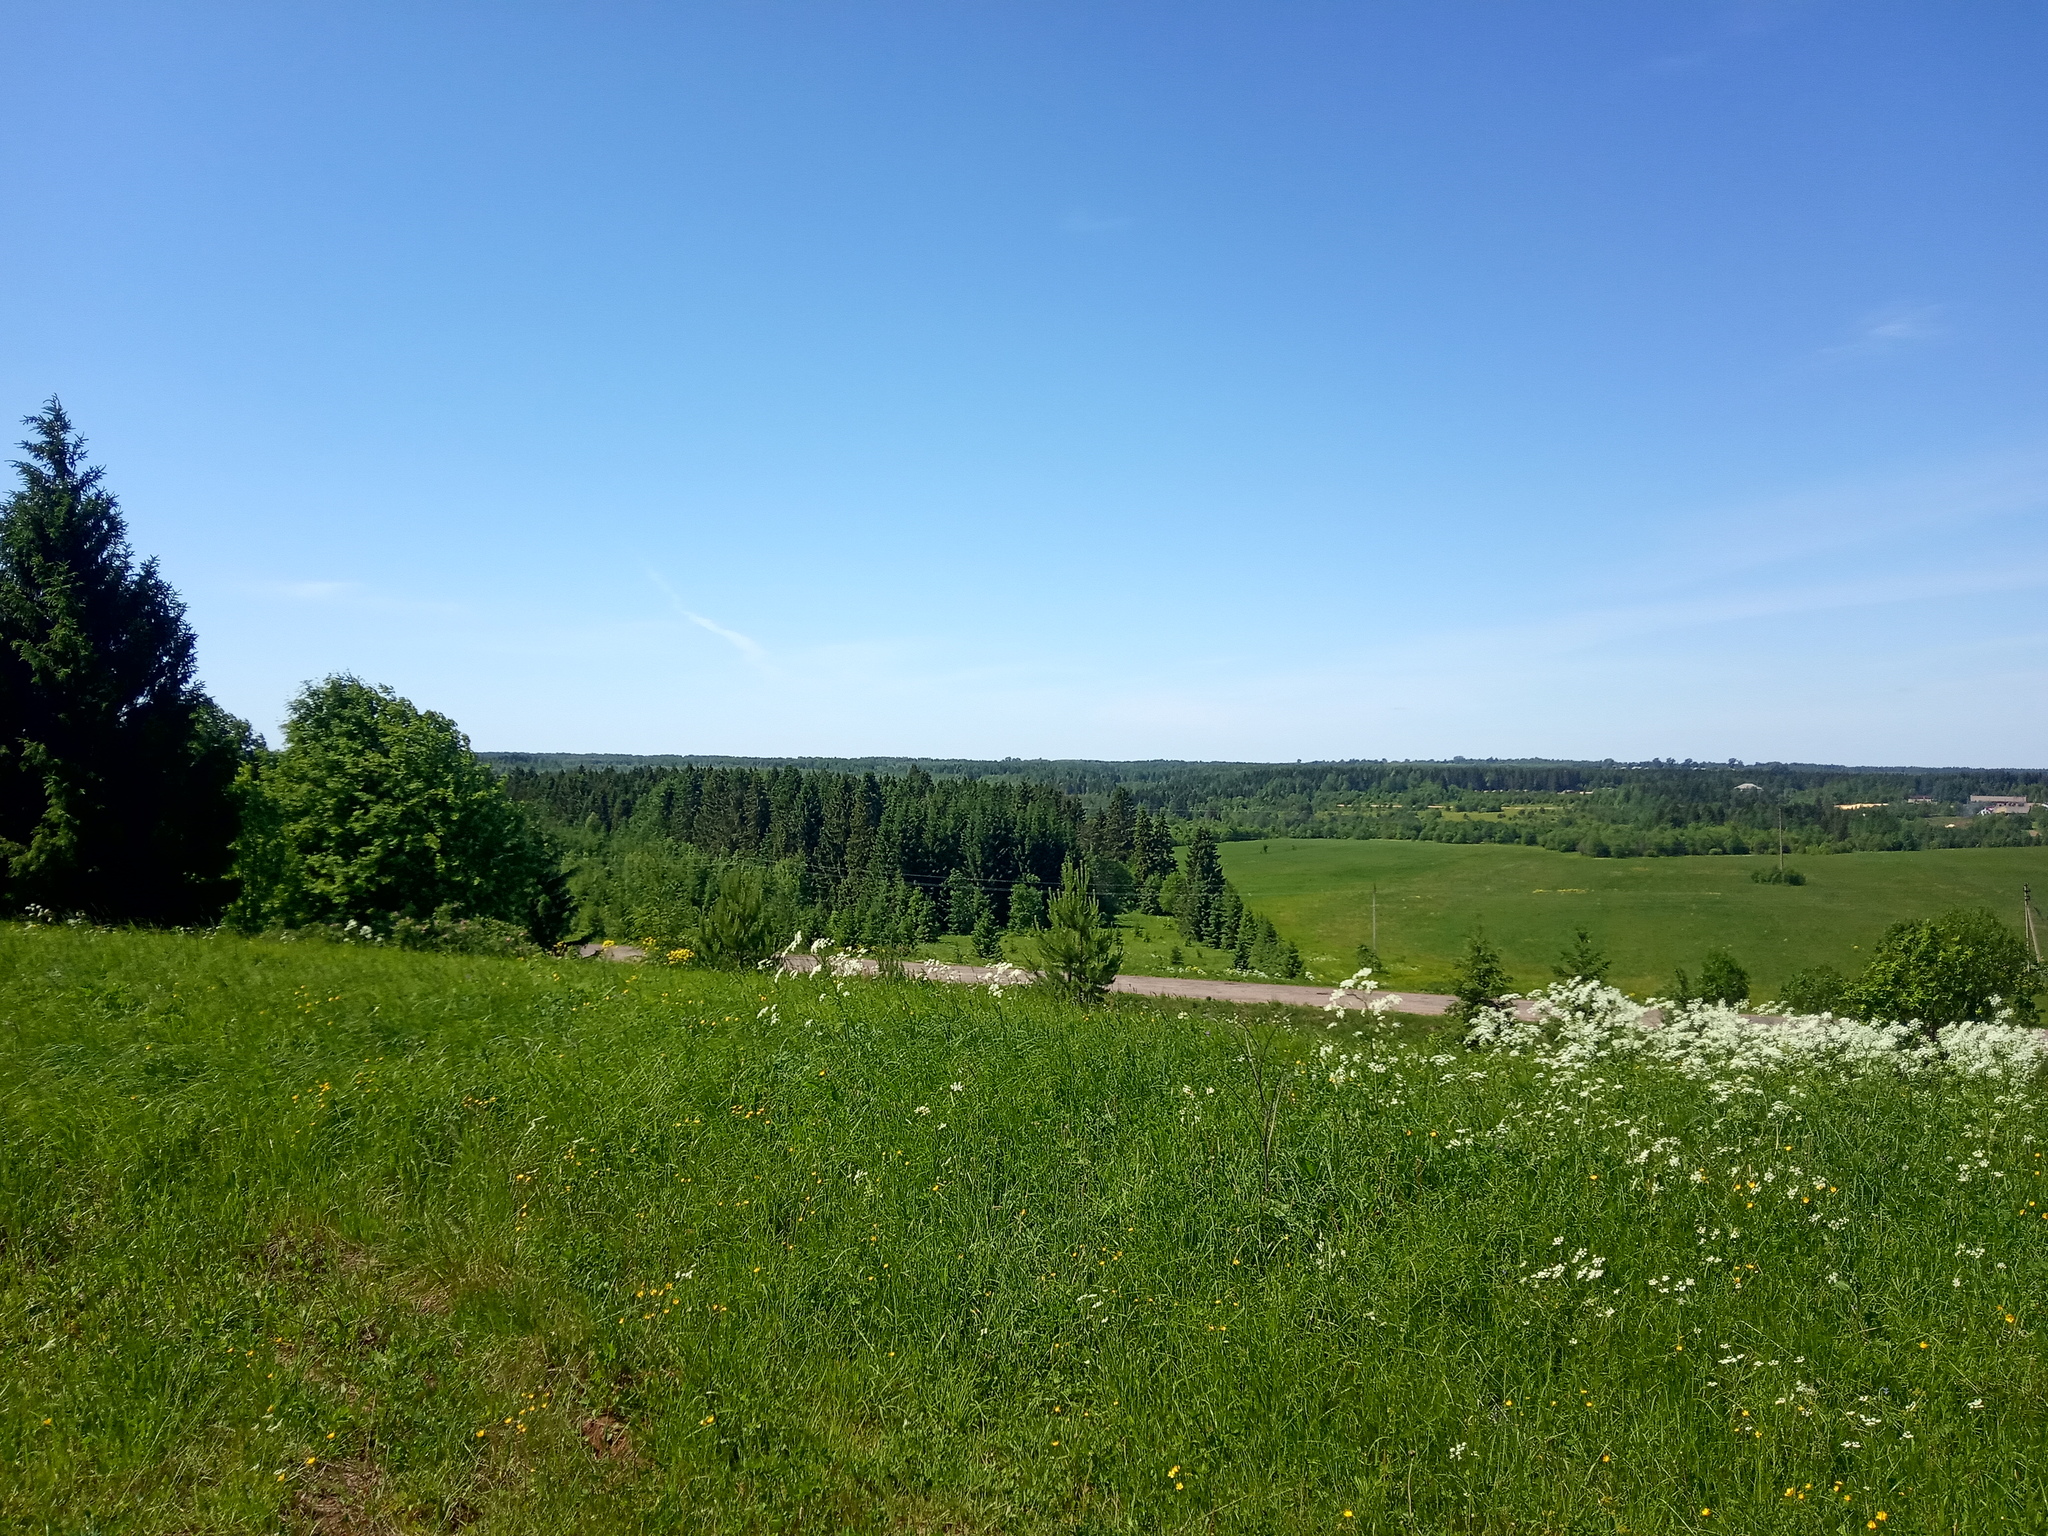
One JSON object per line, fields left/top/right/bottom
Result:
{"left": 1372, "top": 884, "right": 1378, "bottom": 956}
{"left": 2027, "top": 884, "right": 2042, "bottom": 963}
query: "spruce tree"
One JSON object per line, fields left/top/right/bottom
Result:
{"left": 1094, "top": 786, "right": 1135, "bottom": 861}
{"left": 0, "top": 400, "right": 247, "bottom": 921}
{"left": 1551, "top": 927, "right": 1611, "bottom": 983}
{"left": 943, "top": 868, "right": 976, "bottom": 934}
{"left": 971, "top": 906, "right": 1003, "bottom": 960}
{"left": 1449, "top": 927, "right": 1512, "bottom": 1020}
{"left": 1007, "top": 873, "right": 1046, "bottom": 931}
{"left": 1177, "top": 826, "right": 1225, "bottom": 947}
{"left": 1128, "top": 806, "right": 1164, "bottom": 881}
{"left": 1029, "top": 860, "right": 1124, "bottom": 1000}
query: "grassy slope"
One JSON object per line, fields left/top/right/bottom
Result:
{"left": 1218, "top": 839, "right": 2048, "bottom": 997}
{"left": 5, "top": 928, "right": 2047, "bottom": 1532}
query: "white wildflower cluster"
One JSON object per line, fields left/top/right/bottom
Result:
{"left": 1176, "top": 1082, "right": 1217, "bottom": 1126}
{"left": 1465, "top": 979, "right": 2048, "bottom": 1085}
{"left": 827, "top": 947, "right": 871, "bottom": 979}
{"left": 1311, "top": 1040, "right": 1405, "bottom": 1090}
{"left": 1522, "top": 1237, "right": 1606, "bottom": 1286}
{"left": 983, "top": 961, "right": 1034, "bottom": 998}
{"left": 1322, "top": 966, "right": 1404, "bottom": 1024}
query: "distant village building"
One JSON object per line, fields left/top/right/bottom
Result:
{"left": 1835, "top": 802, "right": 1886, "bottom": 811}
{"left": 1733, "top": 783, "right": 1763, "bottom": 792}
{"left": 1967, "top": 795, "right": 2034, "bottom": 815}
{"left": 1906, "top": 795, "right": 1935, "bottom": 804}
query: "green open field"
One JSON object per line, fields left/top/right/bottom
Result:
{"left": 6, "top": 924, "right": 2047, "bottom": 1532}
{"left": 1217, "top": 839, "right": 2048, "bottom": 999}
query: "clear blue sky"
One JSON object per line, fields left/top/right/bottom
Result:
{"left": 4, "top": 2, "right": 2043, "bottom": 764}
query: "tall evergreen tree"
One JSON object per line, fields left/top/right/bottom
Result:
{"left": 1177, "top": 825, "right": 1225, "bottom": 947}
{"left": 0, "top": 400, "right": 247, "bottom": 921}
{"left": 1092, "top": 786, "right": 1135, "bottom": 862}
{"left": 1129, "top": 806, "right": 1175, "bottom": 882}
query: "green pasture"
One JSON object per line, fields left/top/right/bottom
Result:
{"left": 4, "top": 925, "right": 2045, "bottom": 1532}
{"left": 1219, "top": 839, "right": 2048, "bottom": 998}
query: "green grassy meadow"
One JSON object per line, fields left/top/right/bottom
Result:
{"left": 1218, "top": 840, "right": 2048, "bottom": 997}
{"left": 6, "top": 925, "right": 2047, "bottom": 1533}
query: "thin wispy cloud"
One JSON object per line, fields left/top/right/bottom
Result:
{"left": 645, "top": 569, "right": 767, "bottom": 662}
{"left": 682, "top": 609, "right": 765, "bottom": 658}
{"left": 1815, "top": 302, "right": 1948, "bottom": 364}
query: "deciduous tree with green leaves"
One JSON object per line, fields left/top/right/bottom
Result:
{"left": 229, "top": 676, "right": 558, "bottom": 937}
{"left": 0, "top": 400, "right": 248, "bottom": 922}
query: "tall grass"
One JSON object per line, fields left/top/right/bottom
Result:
{"left": 2, "top": 925, "right": 2043, "bottom": 1532}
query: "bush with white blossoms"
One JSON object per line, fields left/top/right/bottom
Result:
{"left": 1460, "top": 978, "right": 2048, "bottom": 1085}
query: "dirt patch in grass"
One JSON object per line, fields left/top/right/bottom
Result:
{"left": 578, "top": 1413, "right": 636, "bottom": 1462}
{"left": 288, "top": 1458, "right": 386, "bottom": 1536}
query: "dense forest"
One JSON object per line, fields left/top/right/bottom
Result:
{"left": 505, "top": 766, "right": 1302, "bottom": 970}
{"left": 489, "top": 754, "right": 2048, "bottom": 860}
{"left": 504, "top": 765, "right": 1304, "bottom": 966}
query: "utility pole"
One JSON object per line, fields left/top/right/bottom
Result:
{"left": 1372, "top": 884, "right": 1379, "bottom": 956}
{"left": 2027, "top": 884, "right": 2042, "bottom": 963}
{"left": 1777, "top": 803, "right": 1786, "bottom": 875}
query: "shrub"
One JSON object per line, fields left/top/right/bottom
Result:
{"left": 1778, "top": 964, "right": 1851, "bottom": 1015}
{"left": 389, "top": 908, "right": 543, "bottom": 957}
{"left": 1006, "top": 874, "right": 1046, "bottom": 932}
{"left": 1089, "top": 857, "right": 1135, "bottom": 920}
{"left": 1673, "top": 948, "right": 1749, "bottom": 1007}
{"left": 1847, "top": 906, "right": 2042, "bottom": 1031}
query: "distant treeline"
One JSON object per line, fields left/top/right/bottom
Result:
{"left": 1112, "top": 764, "right": 2047, "bottom": 856}
{"left": 493, "top": 755, "right": 2048, "bottom": 862}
